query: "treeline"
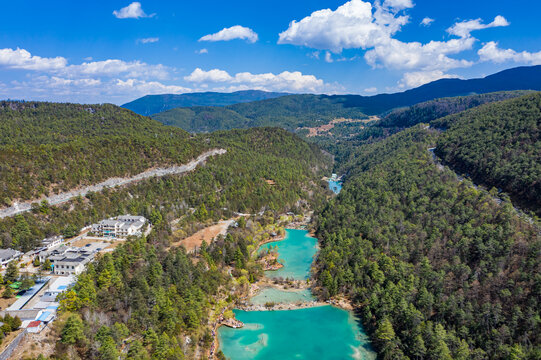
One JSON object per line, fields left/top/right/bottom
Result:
{"left": 434, "top": 93, "right": 541, "bottom": 215}
{"left": 314, "top": 126, "right": 541, "bottom": 359}
{"left": 0, "top": 126, "right": 331, "bottom": 251}
{"left": 0, "top": 101, "right": 204, "bottom": 205}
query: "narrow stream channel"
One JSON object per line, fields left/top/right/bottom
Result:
{"left": 218, "top": 229, "right": 376, "bottom": 359}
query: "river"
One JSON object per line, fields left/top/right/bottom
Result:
{"left": 218, "top": 229, "right": 376, "bottom": 359}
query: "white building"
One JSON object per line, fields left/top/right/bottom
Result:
{"left": 91, "top": 215, "right": 147, "bottom": 238}
{"left": 0, "top": 248, "right": 22, "bottom": 267}
{"left": 41, "top": 236, "right": 63, "bottom": 250}
{"left": 42, "top": 245, "right": 103, "bottom": 276}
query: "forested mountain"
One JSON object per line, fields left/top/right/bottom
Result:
{"left": 150, "top": 66, "right": 541, "bottom": 134}
{"left": 122, "top": 90, "right": 287, "bottom": 116}
{"left": 0, "top": 101, "right": 205, "bottom": 206}
{"left": 376, "top": 91, "right": 532, "bottom": 129}
{"left": 315, "top": 126, "right": 541, "bottom": 359}
{"left": 152, "top": 94, "right": 369, "bottom": 132}
{"left": 434, "top": 92, "right": 541, "bottom": 215}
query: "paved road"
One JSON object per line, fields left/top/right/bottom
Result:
{"left": 0, "top": 149, "right": 226, "bottom": 219}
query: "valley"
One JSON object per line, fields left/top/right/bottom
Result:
{"left": 0, "top": 68, "right": 539, "bottom": 360}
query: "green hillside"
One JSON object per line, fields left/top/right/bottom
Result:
{"left": 0, "top": 101, "right": 204, "bottom": 206}
{"left": 122, "top": 90, "right": 287, "bottom": 116}
{"left": 152, "top": 94, "right": 369, "bottom": 133}
{"left": 434, "top": 93, "right": 541, "bottom": 215}
{"left": 376, "top": 91, "right": 532, "bottom": 129}
{"left": 315, "top": 126, "right": 540, "bottom": 359}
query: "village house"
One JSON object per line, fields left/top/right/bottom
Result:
{"left": 0, "top": 248, "right": 22, "bottom": 267}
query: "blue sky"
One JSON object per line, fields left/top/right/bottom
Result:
{"left": 0, "top": 0, "right": 540, "bottom": 104}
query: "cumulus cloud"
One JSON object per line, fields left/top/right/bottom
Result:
{"left": 0, "top": 48, "right": 67, "bottom": 71}
{"left": 196, "top": 48, "right": 209, "bottom": 54}
{"left": 420, "top": 17, "right": 434, "bottom": 26}
{"left": 399, "top": 70, "right": 459, "bottom": 88}
{"left": 6, "top": 74, "right": 190, "bottom": 104}
{"left": 0, "top": 48, "right": 172, "bottom": 81}
{"left": 324, "top": 52, "right": 333, "bottom": 63}
{"left": 138, "top": 37, "right": 159, "bottom": 44}
{"left": 383, "top": 0, "right": 414, "bottom": 10}
{"left": 278, "top": 0, "right": 514, "bottom": 89}
{"left": 65, "top": 59, "right": 170, "bottom": 80}
{"left": 447, "top": 15, "right": 509, "bottom": 38}
{"left": 478, "top": 41, "right": 541, "bottom": 65}
{"left": 184, "top": 68, "right": 327, "bottom": 93}
{"left": 113, "top": 2, "right": 153, "bottom": 19}
{"left": 184, "top": 68, "right": 233, "bottom": 82}
{"left": 363, "top": 87, "right": 377, "bottom": 93}
{"left": 365, "top": 37, "right": 474, "bottom": 71}
{"left": 199, "top": 26, "right": 258, "bottom": 43}
{"left": 278, "top": 0, "right": 408, "bottom": 53}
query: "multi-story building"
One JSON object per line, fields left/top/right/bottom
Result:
{"left": 91, "top": 215, "right": 147, "bottom": 238}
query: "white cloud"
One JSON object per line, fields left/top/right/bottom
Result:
{"left": 325, "top": 52, "right": 333, "bottom": 63}
{"left": 383, "top": 0, "right": 414, "bottom": 10}
{"left": 447, "top": 15, "right": 509, "bottom": 38}
{"left": 114, "top": 79, "right": 190, "bottom": 94}
{"left": 65, "top": 59, "right": 170, "bottom": 80}
{"left": 184, "top": 68, "right": 328, "bottom": 93}
{"left": 478, "top": 41, "right": 541, "bottom": 65}
{"left": 399, "top": 70, "right": 459, "bottom": 88}
{"left": 113, "top": 2, "right": 153, "bottom": 19}
{"left": 199, "top": 25, "right": 258, "bottom": 43}
{"left": 196, "top": 48, "right": 209, "bottom": 54}
{"left": 0, "top": 48, "right": 67, "bottom": 71}
{"left": 278, "top": 0, "right": 514, "bottom": 89}
{"left": 138, "top": 37, "right": 159, "bottom": 44}
{"left": 420, "top": 17, "right": 434, "bottom": 26}
{"left": 365, "top": 37, "right": 474, "bottom": 71}
{"left": 278, "top": 0, "right": 408, "bottom": 53}
{"left": 363, "top": 87, "right": 377, "bottom": 93}
{"left": 6, "top": 75, "right": 190, "bottom": 104}
{"left": 185, "top": 68, "right": 233, "bottom": 82}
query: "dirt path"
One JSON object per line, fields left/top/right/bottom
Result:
{"left": 170, "top": 219, "right": 236, "bottom": 253}
{"left": 0, "top": 149, "right": 226, "bottom": 219}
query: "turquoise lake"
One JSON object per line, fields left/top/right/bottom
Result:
{"left": 260, "top": 229, "right": 317, "bottom": 280}
{"left": 329, "top": 180, "right": 342, "bottom": 194}
{"left": 219, "top": 229, "right": 377, "bottom": 359}
{"left": 218, "top": 306, "right": 376, "bottom": 360}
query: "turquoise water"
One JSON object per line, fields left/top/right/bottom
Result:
{"left": 329, "top": 180, "right": 343, "bottom": 194}
{"left": 260, "top": 229, "right": 317, "bottom": 280}
{"left": 250, "top": 288, "right": 314, "bottom": 305}
{"left": 219, "top": 306, "right": 376, "bottom": 360}
{"left": 219, "top": 229, "right": 376, "bottom": 359}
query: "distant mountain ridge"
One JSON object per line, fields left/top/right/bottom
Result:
{"left": 145, "top": 66, "right": 541, "bottom": 133}
{"left": 122, "top": 90, "right": 288, "bottom": 116}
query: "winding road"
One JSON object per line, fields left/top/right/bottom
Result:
{"left": 0, "top": 149, "right": 227, "bottom": 219}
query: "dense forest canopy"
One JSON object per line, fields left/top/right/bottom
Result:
{"left": 0, "top": 102, "right": 205, "bottom": 205}
{"left": 315, "top": 126, "right": 541, "bottom": 359}
{"left": 376, "top": 91, "right": 532, "bottom": 129}
{"left": 434, "top": 92, "right": 541, "bottom": 215}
